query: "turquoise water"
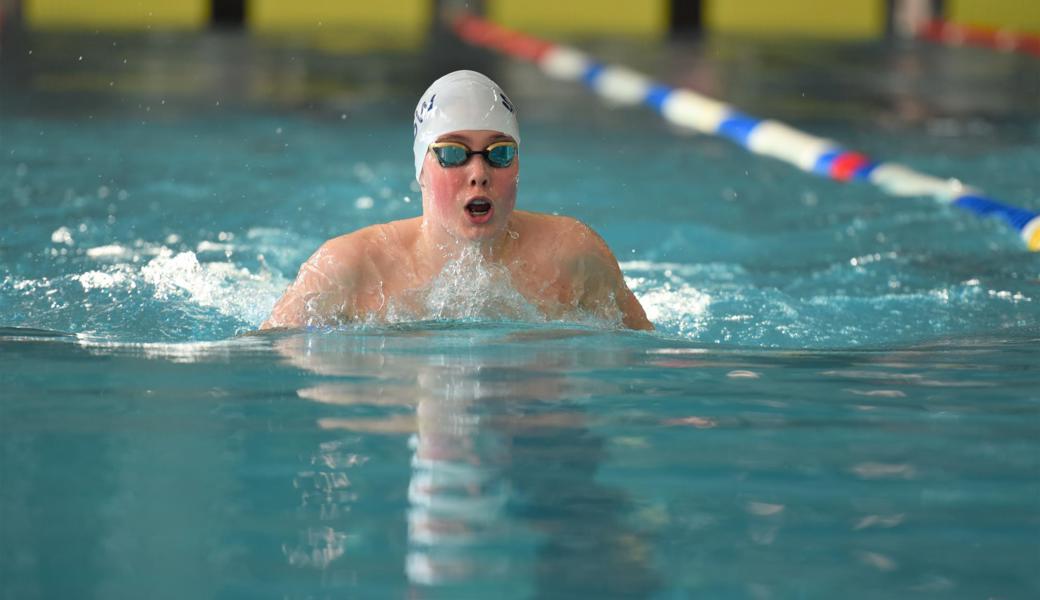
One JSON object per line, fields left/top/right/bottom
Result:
{"left": 2, "top": 28, "right": 1040, "bottom": 598}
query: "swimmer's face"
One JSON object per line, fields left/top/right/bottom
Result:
{"left": 419, "top": 129, "right": 519, "bottom": 244}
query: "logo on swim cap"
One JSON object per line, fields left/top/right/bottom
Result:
{"left": 412, "top": 70, "right": 520, "bottom": 181}
{"left": 413, "top": 94, "right": 436, "bottom": 138}
{"left": 499, "top": 92, "right": 514, "bottom": 114}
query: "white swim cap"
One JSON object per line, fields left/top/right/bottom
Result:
{"left": 413, "top": 70, "right": 519, "bottom": 181}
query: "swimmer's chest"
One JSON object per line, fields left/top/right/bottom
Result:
{"left": 352, "top": 254, "right": 576, "bottom": 317}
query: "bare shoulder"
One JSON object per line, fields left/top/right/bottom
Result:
{"left": 313, "top": 218, "right": 420, "bottom": 274}
{"left": 513, "top": 211, "right": 653, "bottom": 331}
{"left": 260, "top": 219, "right": 419, "bottom": 330}
{"left": 319, "top": 221, "right": 397, "bottom": 257}
{"left": 513, "top": 212, "right": 613, "bottom": 261}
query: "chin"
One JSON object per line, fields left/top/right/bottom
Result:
{"left": 455, "top": 220, "right": 506, "bottom": 243}
{"left": 455, "top": 227, "right": 499, "bottom": 243}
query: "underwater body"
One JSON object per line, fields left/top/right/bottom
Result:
{"left": 2, "top": 22, "right": 1040, "bottom": 599}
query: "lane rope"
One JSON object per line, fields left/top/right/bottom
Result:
{"left": 917, "top": 19, "right": 1040, "bottom": 58}
{"left": 448, "top": 11, "right": 1040, "bottom": 251}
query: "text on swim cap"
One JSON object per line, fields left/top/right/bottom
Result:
{"left": 498, "top": 92, "right": 514, "bottom": 114}
{"left": 413, "top": 94, "right": 436, "bottom": 137}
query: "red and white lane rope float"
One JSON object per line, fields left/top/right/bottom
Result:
{"left": 449, "top": 11, "right": 1040, "bottom": 251}
{"left": 918, "top": 19, "right": 1040, "bottom": 58}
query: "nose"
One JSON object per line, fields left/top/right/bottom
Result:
{"left": 467, "top": 156, "right": 491, "bottom": 188}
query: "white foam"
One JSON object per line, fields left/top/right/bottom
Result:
{"left": 76, "top": 270, "right": 128, "bottom": 291}
{"left": 51, "top": 226, "right": 74, "bottom": 245}
{"left": 196, "top": 241, "right": 232, "bottom": 254}
{"left": 86, "top": 244, "right": 133, "bottom": 260}
{"left": 77, "top": 337, "right": 268, "bottom": 363}
{"left": 391, "top": 246, "right": 543, "bottom": 323}
{"left": 12, "top": 277, "right": 42, "bottom": 291}
{"left": 636, "top": 283, "right": 712, "bottom": 335}
{"left": 246, "top": 227, "right": 286, "bottom": 239}
{"left": 141, "top": 249, "right": 283, "bottom": 325}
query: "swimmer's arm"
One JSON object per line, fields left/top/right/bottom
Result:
{"left": 613, "top": 277, "right": 654, "bottom": 331}
{"left": 260, "top": 240, "right": 359, "bottom": 330}
{"left": 569, "top": 222, "right": 654, "bottom": 331}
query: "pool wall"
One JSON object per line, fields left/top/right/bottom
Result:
{"left": 9, "top": 0, "right": 1040, "bottom": 40}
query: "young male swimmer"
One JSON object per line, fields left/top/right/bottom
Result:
{"left": 261, "top": 70, "right": 652, "bottom": 331}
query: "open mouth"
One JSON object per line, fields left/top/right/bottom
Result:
{"left": 465, "top": 197, "right": 492, "bottom": 217}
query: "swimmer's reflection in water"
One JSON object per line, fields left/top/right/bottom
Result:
{"left": 261, "top": 70, "right": 652, "bottom": 331}
{"left": 273, "top": 330, "right": 661, "bottom": 596}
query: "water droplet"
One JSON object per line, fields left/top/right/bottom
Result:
{"left": 50, "top": 227, "right": 74, "bottom": 245}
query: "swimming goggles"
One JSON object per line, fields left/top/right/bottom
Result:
{"left": 429, "top": 141, "right": 517, "bottom": 169}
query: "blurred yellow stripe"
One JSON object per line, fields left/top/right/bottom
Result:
{"left": 947, "top": 0, "right": 1040, "bottom": 32}
{"left": 249, "top": 0, "right": 429, "bottom": 33}
{"left": 705, "top": 0, "right": 883, "bottom": 39}
{"left": 25, "top": 0, "right": 208, "bottom": 30}
{"left": 248, "top": 0, "right": 430, "bottom": 52}
{"left": 487, "top": 0, "right": 668, "bottom": 38}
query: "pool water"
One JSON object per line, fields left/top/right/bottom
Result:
{"left": 2, "top": 25, "right": 1039, "bottom": 598}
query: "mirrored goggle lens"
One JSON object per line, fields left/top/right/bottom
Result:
{"left": 433, "top": 144, "right": 468, "bottom": 167}
{"left": 486, "top": 143, "right": 517, "bottom": 168}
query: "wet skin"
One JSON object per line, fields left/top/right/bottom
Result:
{"left": 262, "top": 130, "right": 652, "bottom": 330}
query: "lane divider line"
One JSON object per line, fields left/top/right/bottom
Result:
{"left": 449, "top": 11, "right": 1040, "bottom": 251}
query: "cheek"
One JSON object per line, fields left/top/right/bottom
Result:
{"left": 428, "top": 171, "right": 461, "bottom": 202}
{"left": 494, "top": 168, "right": 519, "bottom": 206}
{"left": 422, "top": 158, "right": 455, "bottom": 205}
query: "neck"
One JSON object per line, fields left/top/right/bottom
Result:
{"left": 418, "top": 218, "right": 515, "bottom": 270}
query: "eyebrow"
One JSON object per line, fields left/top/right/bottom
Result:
{"left": 436, "top": 134, "right": 513, "bottom": 144}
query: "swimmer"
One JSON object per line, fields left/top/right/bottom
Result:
{"left": 261, "top": 70, "right": 652, "bottom": 331}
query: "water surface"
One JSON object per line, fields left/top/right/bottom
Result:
{"left": 2, "top": 24, "right": 1039, "bottom": 599}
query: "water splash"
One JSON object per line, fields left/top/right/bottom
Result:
{"left": 403, "top": 245, "right": 544, "bottom": 323}
{"left": 1, "top": 241, "right": 287, "bottom": 342}
{"left": 3, "top": 234, "right": 1037, "bottom": 346}
{"left": 141, "top": 248, "right": 276, "bottom": 324}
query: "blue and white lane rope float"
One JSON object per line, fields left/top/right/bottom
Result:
{"left": 451, "top": 12, "right": 1040, "bottom": 251}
